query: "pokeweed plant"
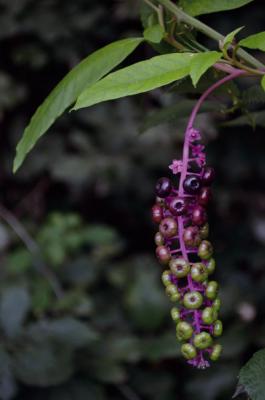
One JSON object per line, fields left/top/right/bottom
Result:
{"left": 10, "top": 0, "right": 265, "bottom": 389}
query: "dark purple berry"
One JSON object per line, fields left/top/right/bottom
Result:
{"left": 183, "top": 226, "right": 201, "bottom": 247}
{"left": 151, "top": 205, "right": 163, "bottom": 223}
{"left": 156, "top": 246, "right": 171, "bottom": 265}
{"left": 192, "top": 205, "right": 207, "bottom": 226}
{"left": 159, "top": 217, "right": 178, "bottom": 238}
{"left": 198, "top": 187, "right": 212, "bottom": 206}
{"left": 183, "top": 175, "right": 201, "bottom": 194}
{"left": 202, "top": 167, "right": 215, "bottom": 186}
{"left": 155, "top": 177, "right": 172, "bottom": 198}
{"left": 169, "top": 197, "right": 187, "bottom": 216}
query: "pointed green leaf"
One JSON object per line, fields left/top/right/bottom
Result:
{"left": 73, "top": 53, "right": 195, "bottom": 110}
{"left": 223, "top": 27, "right": 245, "bottom": 48}
{"left": 261, "top": 76, "right": 265, "bottom": 91}
{"left": 190, "top": 51, "right": 222, "bottom": 87}
{"left": 144, "top": 24, "right": 164, "bottom": 43}
{"left": 179, "top": 0, "right": 254, "bottom": 16}
{"left": 238, "top": 349, "right": 265, "bottom": 400}
{"left": 13, "top": 37, "right": 143, "bottom": 173}
{"left": 239, "top": 32, "right": 265, "bottom": 51}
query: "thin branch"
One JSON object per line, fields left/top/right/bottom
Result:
{"left": 0, "top": 204, "right": 64, "bottom": 299}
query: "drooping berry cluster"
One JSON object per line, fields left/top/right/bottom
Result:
{"left": 152, "top": 127, "right": 222, "bottom": 369}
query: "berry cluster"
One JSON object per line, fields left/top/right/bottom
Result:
{"left": 152, "top": 127, "right": 222, "bottom": 369}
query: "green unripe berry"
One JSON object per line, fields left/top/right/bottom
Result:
{"left": 201, "top": 307, "right": 217, "bottom": 325}
{"left": 183, "top": 291, "right": 203, "bottom": 309}
{"left": 210, "top": 344, "right": 222, "bottom": 361}
{"left": 181, "top": 343, "right": 197, "bottom": 360}
{"left": 191, "top": 262, "right": 208, "bottom": 283}
{"left": 155, "top": 232, "right": 164, "bottom": 246}
{"left": 206, "top": 281, "right": 218, "bottom": 300}
{"left": 198, "top": 240, "right": 213, "bottom": 260}
{"left": 206, "top": 258, "right": 215, "bottom": 275}
{"left": 213, "top": 320, "right": 223, "bottom": 337}
{"left": 171, "top": 307, "right": 181, "bottom": 323}
{"left": 212, "top": 297, "right": 221, "bottom": 311}
{"left": 200, "top": 223, "right": 209, "bottom": 239}
{"left": 193, "top": 331, "right": 213, "bottom": 350}
{"left": 170, "top": 258, "right": 190, "bottom": 278}
{"left": 165, "top": 284, "right": 181, "bottom": 302}
{"left": 161, "top": 270, "right": 171, "bottom": 287}
{"left": 176, "top": 321, "right": 193, "bottom": 341}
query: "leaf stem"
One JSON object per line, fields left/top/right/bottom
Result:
{"left": 155, "top": 0, "right": 265, "bottom": 69}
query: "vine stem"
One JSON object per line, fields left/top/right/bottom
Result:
{"left": 155, "top": 0, "right": 265, "bottom": 70}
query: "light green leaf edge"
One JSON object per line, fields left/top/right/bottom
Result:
{"left": 179, "top": 0, "right": 254, "bottom": 16}
{"left": 13, "top": 37, "right": 143, "bottom": 172}
{"left": 223, "top": 26, "right": 245, "bottom": 48}
{"left": 238, "top": 348, "right": 265, "bottom": 400}
{"left": 73, "top": 53, "right": 195, "bottom": 110}
{"left": 190, "top": 51, "right": 222, "bottom": 87}
{"left": 144, "top": 24, "right": 164, "bottom": 44}
{"left": 239, "top": 31, "right": 265, "bottom": 51}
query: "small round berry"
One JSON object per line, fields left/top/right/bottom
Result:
{"left": 155, "top": 232, "right": 164, "bottom": 246}
{"left": 169, "top": 197, "right": 187, "bottom": 216}
{"left": 200, "top": 223, "right": 209, "bottom": 239}
{"left": 155, "top": 177, "right": 172, "bottom": 198}
{"left": 176, "top": 321, "right": 193, "bottom": 341}
{"left": 183, "top": 226, "right": 202, "bottom": 247}
{"left": 156, "top": 196, "right": 165, "bottom": 206}
{"left": 165, "top": 284, "right": 181, "bottom": 302}
{"left": 202, "top": 307, "right": 217, "bottom": 324}
{"left": 192, "top": 206, "right": 207, "bottom": 226}
{"left": 213, "top": 320, "right": 223, "bottom": 337}
{"left": 210, "top": 344, "right": 222, "bottom": 361}
{"left": 206, "top": 258, "right": 215, "bottom": 275}
{"left": 212, "top": 297, "right": 221, "bottom": 311}
{"left": 190, "top": 262, "right": 208, "bottom": 283}
{"left": 206, "top": 281, "right": 218, "bottom": 300}
{"left": 183, "top": 291, "right": 203, "bottom": 309}
{"left": 170, "top": 258, "right": 190, "bottom": 278}
{"left": 156, "top": 246, "right": 171, "bottom": 265}
{"left": 171, "top": 307, "right": 181, "bottom": 323}
{"left": 193, "top": 332, "right": 213, "bottom": 350}
{"left": 202, "top": 167, "right": 215, "bottom": 186}
{"left": 181, "top": 343, "right": 197, "bottom": 360}
{"left": 198, "top": 240, "right": 213, "bottom": 260}
{"left": 151, "top": 205, "right": 163, "bottom": 223}
{"left": 159, "top": 217, "right": 178, "bottom": 239}
{"left": 198, "top": 187, "right": 212, "bottom": 206}
{"left": 183, "top": 175, "right": 201, "bottom": 194}
{"left": 161, "top": 270, "right": 171, "bottom": 287}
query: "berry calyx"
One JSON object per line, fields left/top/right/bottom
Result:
{"left": 170, "top": 258, "right": 190, "bottom": 278}
{"left": 193, "top": 332, "right": 213, "bottom": 350}
{"left": 159, "top": 217, "right": 178, "bottom": 238}
{"left": 181, "top": 343, "right": 197, "bottom": 360}
{"left": 169, "top": 197, "right": 187, "bottom": 216}
{"left": 155, "top": 177, "right": 172, "bottom": 198}
{"left": 176, "top": 321, "right": 193, "bottom": 341}
{"left": 183, "top": 291, "right": 203, "bottom": 309}
{"left": 183, "top": 175, "right": 201, "bottom": 194}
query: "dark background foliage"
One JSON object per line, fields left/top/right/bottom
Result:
{"left": 0, "top": 1, "right": 264, "bottom": 399}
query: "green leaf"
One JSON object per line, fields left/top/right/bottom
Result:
{"left": 223, "top": 27, "right": 245, "bottom": 48}
{"left": 0, "top": 286, "right": 30, "bottom": 338}
{"left": 261, "top": 75, "right": 265, "bottom": 91}
{"left": 73, "top": 53, "right": 195, "bottom": 110}
{"left": 189, "top": 51, "right": 222, "bottom": 87}
{"left": 144, "top": 24, "right": 164, "bottom": 43}
{"left": 179, "top": 0, "right": 254, "bottom": 16}
{"left": 13, "top": 37, "right": 143, "bottom": 173}
{"left": 238, "top": 348, "right": 265, "bottom": 400}
{"left": 239, "top": 32, "right": 265, "bottom": 51}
